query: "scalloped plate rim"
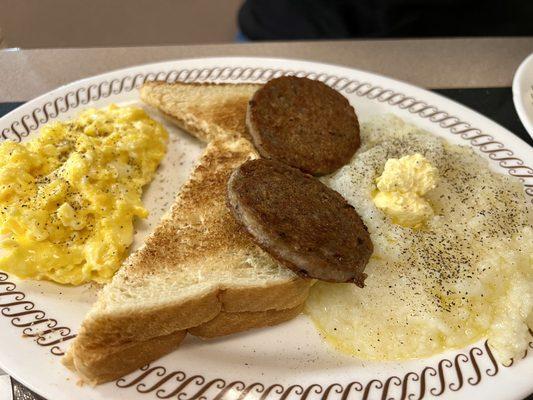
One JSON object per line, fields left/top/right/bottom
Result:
{"left": 0, "top": 57, "right": 531, "bottom": 400}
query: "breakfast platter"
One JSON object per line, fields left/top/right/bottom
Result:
{"left": 0, "top": 57, "right": 531, "bottom": 400}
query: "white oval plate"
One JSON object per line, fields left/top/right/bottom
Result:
{"left": 513, "top": 52, "right": 533, "bottom": 140}
{"left": 0, "top": 57, "right": 531, "bottom": 400}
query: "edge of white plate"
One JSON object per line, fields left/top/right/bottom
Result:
{"left": 512, "top": 52, "right": 533, "bottom": 140}
{"left": 0, "top": 57, "right": 532, "bottom": 400}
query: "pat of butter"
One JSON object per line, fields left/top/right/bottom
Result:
{"left": 373, "top": 153, "right": 438, "bottom": 228}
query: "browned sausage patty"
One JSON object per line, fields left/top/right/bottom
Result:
{"left": 246, "top": 76, "right": 360, "bottom": 176}
{"left": 227, "top": 158, "right": 372, "bottom": 286}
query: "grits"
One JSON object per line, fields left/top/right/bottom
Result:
{"left": 306, "top": 115, "right": 533, "bottom": 362}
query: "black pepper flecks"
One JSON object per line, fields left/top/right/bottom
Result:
{"left": 318, "top": 120, "right": 531, "bottom": 339}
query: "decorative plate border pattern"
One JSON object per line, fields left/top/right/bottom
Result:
{"left": 115, "top": 340, "right": 533, "bottom": 400}
{"left": 0, "top": 272, "right": 76, "bottom": 356}
{"left": 0, "top": 65, "right": 532, "bottom": 400}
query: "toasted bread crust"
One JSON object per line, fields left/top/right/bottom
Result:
{"left": 219, "top": 277, "right": 311, "bottom": 312}
{"left": 63, "top": 330, "right": 187, "bottom": 385}
{"left": 75, "top": 269, "right": 310, "bottom": 351}
{"left": 75, "top": 286, "right": 222, "bottom": 348}
{"left": 190, "top": 302, "right": 304, "bottom": 338}
{"left": 65, "top": 305, "right": 303, "bottom": 385}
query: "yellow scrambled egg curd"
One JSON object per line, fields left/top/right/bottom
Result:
{"left": 372, "top": 153, "right": 438, "bottom": 228}
{"left": 0, "top": 104, "right": 168, "bottom": 285}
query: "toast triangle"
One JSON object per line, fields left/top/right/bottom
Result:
{"left": 64, "top": 81, "right": 312, "bottom": 384}
{"left": 140, "top": 81, "right": 261, "bottom": 143}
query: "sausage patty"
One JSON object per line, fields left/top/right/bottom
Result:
{"left": 246, "top": 76, "right": 360, "bottom": 175}
{"left": 227, "top": 158, "right": 372, "bottom": 286}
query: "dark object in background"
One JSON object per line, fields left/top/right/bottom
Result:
{"left": 238, "top": 0, "right": 533, "bottom": 40}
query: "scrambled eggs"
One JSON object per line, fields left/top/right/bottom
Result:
{"left": 0, "top": 105, "right": 168, "bottom": 285}
{"left": 372, "top": 153, "right": 438, "bottom": 228}
{"left": 308, "top": 115, "right": 533, "bottom": 363}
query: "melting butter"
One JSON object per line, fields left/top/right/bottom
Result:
{"left": 372, "top": 153, "right": 438, "bottom": 228}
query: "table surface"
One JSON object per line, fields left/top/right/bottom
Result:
{"left": 1, "top": 37, "right": 533, "bottom": 102}
{"left": 0, "top": 38, "right": 532, "bottom": 400}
